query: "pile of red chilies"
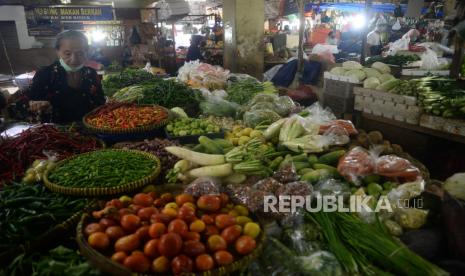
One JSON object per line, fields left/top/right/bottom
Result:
{"left": 0, "top": 124, "right": 102, "bottom": 184}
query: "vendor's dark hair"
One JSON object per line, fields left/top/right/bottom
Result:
{"left": 55, "top": 30, "right": 88, "bottom": 50}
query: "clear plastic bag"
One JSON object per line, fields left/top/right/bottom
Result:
{"left": 252, "top": 177, "right": 284, "bottom": 194}
{"left": 337, "top": 147, "right": 376, "bottom": 184}
{"left": 375, "top": 154, "right": 421, "bottom": 182}
{"left": 184, "top": 177, "right": 222, "bottom": 197}
{"left": 387, "top": 37, "right": 410, "bottom": 56}
{"left": 199, "top": 95, "right": 239, "bottom": 117}
{"left": 273, "top": 164, "right": 299, "bottom": 183}
{"left": 319, "top": 120, "right": 358, "bottom": 136}
{"left": 275, "top": 96, "right": 296, "bottom": 117}
{"left": 243, "top": 109, "right": 281, "bottom": 128}
{"left": 321, "top": 124, "right": 350, "bottom": 146}
{"left": 301, "top": 102, "right": 337, "bottom": 125}
{"left": 420, "top": 48, "right": 440, "bottom": 70}
{"left": 275, "top": 181, "right": 313, "bottom": 197}
{"left": 313, "top": 178, "right": 351, "bottom": 198}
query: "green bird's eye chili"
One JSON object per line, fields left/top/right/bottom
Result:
{"left": 48, "top": 150, "right": 158, "bottom": 188}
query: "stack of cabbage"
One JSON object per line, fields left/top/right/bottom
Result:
{"left": 329, "top": 61, "right": 400, "bottom": 91}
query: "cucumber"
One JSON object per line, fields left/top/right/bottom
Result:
{"left": 192, "top": 144, "right": 206, "bottom": 153}
{"left": 293, "top": 162, "right": 310, "bottom": 171}
{"left": 318, "top": 150, "right": 346, "bottom": 165}
{"left": 308, "top": 154, "right": 318, "bottom": 166}
{"left": 313, "top": 163, "right": 339, "bottom": 175}
{"left": 199, "top": 136, "right": 223, "bottom": 154}
{"left": 213, "top": 138, "right": 233, "bottom": 149}
{"left": 301, "top": 169, "right": 331, "bottom": 182}
{"left": 291, "top": 153, "right": 308, "bottom": 162}
{"left": 298, "top": 168, "right": 314, "bottom": 175}
{"left": 269, "top": 156, "right": 284, "bottom": 170}
{"left": 279, "top": 155, "right": 294, "bottom": 169}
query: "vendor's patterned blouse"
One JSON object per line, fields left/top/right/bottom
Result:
{"left": 23, "top": 61, "right": 105, "bottom": 124}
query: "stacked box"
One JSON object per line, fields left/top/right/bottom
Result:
{"left": 420, "top": 114, "right": 465, "bottom": 136}
{"left": 322, "top": 72, "right": 361, "bottom": 114}
{"left": 354, "top": 87, "right": 422, "bottom": 125}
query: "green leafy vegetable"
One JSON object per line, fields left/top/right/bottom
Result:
{"left": 102, "top": 68, "right": 154, "bottom": 97}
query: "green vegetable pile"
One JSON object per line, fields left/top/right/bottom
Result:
{"left": 366, "top": 55, "right": 420, "bottom": 66}
{"left": 111, "top": 79, "right": 202, "bottom": 116}
{"left": 102, "top": 68, "right": 155, "bottom": 97}
{"left": 48, "top": 150, "right": 158, "bottom": 188}
{"left": 2, "top": 246, "right": 101, "bottom": 276}
{"left": 166, "top": 118, "right": 221, "bottom": 137}
{"left": 227, "top": 79, "right": 277, "bottom": 105}
{"left": 0, "top": 183, "right": 92, "bottom": 252}
{"left": 417, "top": 77, "right": 465, "bottom": 118}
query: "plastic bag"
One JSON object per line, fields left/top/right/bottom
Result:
{"left": 200, "top": 96, "right": 239, "bottom": 117}
{"left": 301, "top": 102, "right": 337, "bottom": 125}
{"left": 321, "top": 125, "right": 350, "bottom": 146}
{"left": 337, "top": 147, "right": 376, "bottom": 184}
{"left": 387, "top": 179, "right": 425, "bottom": 204}
{"left": 392, "top": 19, "right": 401, "bottom": 31}
{"left": 375, "top": 155, "right": 421, "bottom": 182}
{"left": 387, "top": 37, "right": 410, "bottom": 56}
{"left": 22, "top": 151, "right": 58, "bottom": 184}
{"left": 184, "top": 177, "right": 222, "bottom": 197}
{"left": 226, "top": 185, "right": 274, "bottom": 213}
{"left": 243, "top": 109, "right": 281, "bottom": 128}
{"left": 275, "top": 96, "right": 296, "bottom": 117}
{"left": 252, "top": 177, "right": 284, "bottom": 194}
{"left": 319, "top": 120, "right": 358, "bottom": 136}
{"left": 420, "top": 48, "right": 440, "bottom": 70}
{"left": 313, "top": 178, "right": 351, "bottom": 198}
{"left": 273, "top": 164, "right": 299, "bottom": 183}
{"left": 275, "top": 181, "right": 313, "bottom": 197}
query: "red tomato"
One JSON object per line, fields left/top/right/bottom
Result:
{"left": 175, "top": 193, "right": 194, "bottom": 206}
{"left": 150, "top": 213, "right": 171, "bottom": 224}
{"left": 214, "top": 250, "right": 234, "bottom": 266}
{"left": 215, "top": 214, "right": 236, "bottom": 229}
{"left": 197, "top": 195, "right": 221, "bottom": 211}
{"left": 158, "top": 233, "right": 182, "bottom": 258}
{"left": 167, "top": 219, "right": 188, "bottom": 236}
{"left": 219, "top": 193, "right": 229, "bottom": 207}
{"left": 235, "top": 236, "right": 256, "bottom": 255}
{"left": 133, "top": 193, "right": 154, "bottom": 207}
{"left": 106, "top": 199, "right": 123, "bottom": 209}
{"left": 135, "top": 225, "right": 150, "bottom": 241}
{"left": 129, "top": 204, "right": 143, "bottom": 213}
{"left": 177, "top": 205, "right": 196, "bottom": 222}
{"left": 111, "top": 251, "right": 127, "bottom": 264}
{"left": 207, "top": 235, "right": 227, "bottom": 252}
{"left": 88, "top": 232, "right": 110, "bottom": 251}
{"left": 153, "top": 198, "right": 166, "bottom": 208}
{"left": 147, "top": 191, "right": 158, "bottom": 200}
{"left": 105, "top": 226, "right": 125, "bottom": 241}
{"left": 195, "top": 254, "right": 215, "bottom": 271}
{"left": 123, "top": 252, "right": 150, "bottom": 273}
{"left": 171, "top": 255, "right": 193, "bottom": 274}
{"left": 143, "top": 239, "right": 160, "bottom": 258}
{"left": 221, "top": 225, "right": 242, "bottom": 244}
{"left": 115, "top": 234, "right": 140, "bottom": 253}
{"left": 99, "top": 218, "right": 117, "bottom": 229}
{"left": 183, "top": 240, "right": 206, "bottom": 257}
{"left": 201, "top": 214, "right": 215, "bottom": 225}
{"left": 160, "top": 193, "right": 174, "bottom": 203}
{"left": 120, "top": 214, "right": 141, "bottom": 233}
{"left": 184, "top": 231, "right": 201, "bottom": 242}
{"left": 84, "top": 223, "right": 104, "bottom": 236}
{"left": 204, "top": 225, "right": 219, "bottom": 237}
{"left": 137, "top": 207, "right": 158, "bottom": 221}
{"left": 118, "top": 208, "right": 134, "bottom": 217}
{"left": 148, "top": 222, "right": 166, "bottom": 238}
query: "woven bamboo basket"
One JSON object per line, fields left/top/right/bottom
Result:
{"left": 76, "top": 185, "right": 264, "bottom": 276}
{"left": 43, "top": 149, "right": 161, "bottom": 197}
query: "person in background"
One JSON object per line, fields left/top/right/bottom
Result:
{"left": 394, "top": 3, "right": 403, "bottom": 18}
{"left": 402, "top": 23, "right": 422, "bottom": 42}
{"left": 366, "top": 26, "right": 382, "bottom": 56}
{"left": 19, "top": 30, "right": 105, "bottom": 124}
{"left": 282, "top": 25, "right": 291, "bottom": 34}
{"left": 326, "top": 31, "right": 338, "bottom": 45}
{"left": 186, "top": 35, "right": 204, "bottom": 62}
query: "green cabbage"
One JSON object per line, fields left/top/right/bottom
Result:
{"left": 330, "top": 67, "right": 347, "bottom": 76}
{"left": 243, "top": 109, "right": 281, "bottom": 128}
{"left": 342, "top": 61, "right": 363, "bottom": 70}
{"left": 344, "top": 69, "right": 366, "bottom": 82}
{"left": 362, "top": 68, "right": 382, "bottom": 78}
{"left": 363, "top": 77, "right": 381, "bottom": 89}
{"left": 371, "top": 62, "right": 391, "bottom": 74}
{"left": 378, "top": 73, "right": 395, "bottom": 83}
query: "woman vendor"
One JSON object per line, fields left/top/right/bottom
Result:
{"left": 21, "top": 30, "right": 105, "bottom": 124}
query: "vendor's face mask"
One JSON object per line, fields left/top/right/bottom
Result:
{"left": 59, "top": 58, "right": 83, "bottom": 72}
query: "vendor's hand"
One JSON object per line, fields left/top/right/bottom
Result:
{"left": 29, "top": 101, "right": 51, "bottom": 113}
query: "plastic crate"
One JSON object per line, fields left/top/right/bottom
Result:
{"left": 323, "top": 77, "right": 360, "bottom": 99}
{"left": 323, "top": 93, "right": 354, "bottom": 114}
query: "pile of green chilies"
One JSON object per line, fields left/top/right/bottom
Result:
{"left": 47, "top": 150, "right": 157, "bottom": 188}
{"left": 0, "top": 183, "right": 92, "bottom": 251}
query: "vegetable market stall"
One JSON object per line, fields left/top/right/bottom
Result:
{"left": 0, "top": 62, "right": 464, "bottom": 276}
